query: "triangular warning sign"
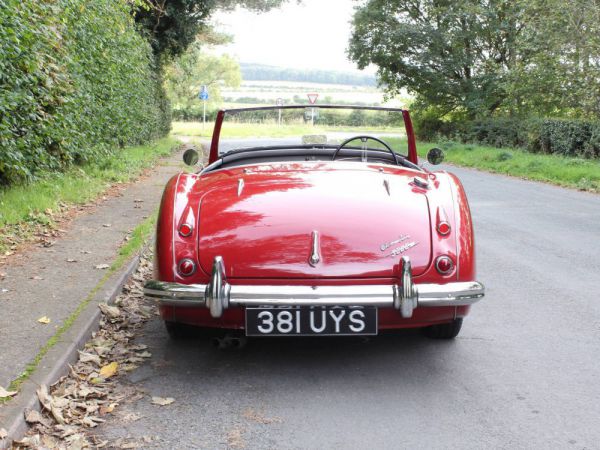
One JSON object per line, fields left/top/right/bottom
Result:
{"left": 307, "top": 93, "right": 319, "bottom": 104}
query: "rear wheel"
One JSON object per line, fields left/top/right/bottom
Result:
{"left": 421, "top": 318, "right": 463, "bottom": 339}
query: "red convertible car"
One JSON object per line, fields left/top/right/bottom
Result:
{"left": 145, "top": 106, "right": 484, "bottom": 341}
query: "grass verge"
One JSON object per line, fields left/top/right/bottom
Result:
{"left": 1, "top": 213, "right": 157, "bottom": 401}
{"left": 386, "top": 137, "right": 600, "bottom": 192}
{"left": 171, "top": 121, "right": 397, "bottom": 138}
{"left": 0, "top": 137, "right": 176, "bottom": 254}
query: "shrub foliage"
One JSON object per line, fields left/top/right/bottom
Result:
{"left": 414, "top": 115, "right": 600, "bottom": 159}
{"left": 0, "top": 0, "right": 171, "bottom": 185}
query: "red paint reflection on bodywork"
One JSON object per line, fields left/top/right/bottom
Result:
{"left": 197, "top": 164, "right": 432, "bottom": 279}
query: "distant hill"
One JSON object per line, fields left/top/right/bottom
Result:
{"left": 240, "top": 63, "right": 377, "bottom": 87}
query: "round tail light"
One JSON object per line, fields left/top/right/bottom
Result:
{"left": 435, "top": 255, "right": 455, "bottom": 275}
{"left": 179, "top": 223, "right": 193, "bottom": 237}
{"left": 437, "top": 221, "right": 451, "bottom": 236}
{"left": 178, "top": 258, "right": 196, "bottom": 276}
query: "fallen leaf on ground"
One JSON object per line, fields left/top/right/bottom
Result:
{"left": 14, "top": 434, "right": 41, "bottom": 447}
{"left": 120, "top": 412, "right": 141, "bottom": 423}
{"left": 129, "top": 344, "right": 148, "bottom": 351}
{"left": 36, "top": 385, "right": 65, "bottom": 424}
{"left": 82, "top": 416, "right": 104, "bottom": 427}
{"left": 1, "top": 288, "right": 9, "bottom": 293}
{"left": 78, "top": 351, "right": 101, "bottom": 365}
{"left": 242, "top": 408, "right": 282, "bottom": 424}
{"left": 0, "top": 427, "right": 6, "bottom": 439}
{"left": 227, "top": 426, "right": 246, "bottom": 449}
{"left": 37, "top": 316, "right": 51, "bottom": 324}
{"left": 99, "top": 362, "right": 118, "bottom": 379}
{"left": 116, "top": 439, "right": 143, "bottom": 449}
{"left": 80, "top": 250, "right": 92, "bottom": 254}
{"left": 95, "top": 264, "right": 110, "bottom": 270}
{"left": 66, "top": 258, "right": 78, "bottom": 263}
{"left": 99, "top": 403, "right": 116, "bottom": 415}
{"left": 40, "top": 239, "right": 55, "bottom": 247}
{"left": 64, "top": 433, "right": 90, "bottom": 448}
{"left": 99, "top": 303, "right": 120, "bottom": 318}
{"left": 25, "top": 409, "right": 51, "bottom": 427}
{"left": 0, "top": 386, "right": 17, "bottom": 398}
{"left": 134, "top": 199, "right": 144, "bottom": 203}
{"left": 30, "top": 275, "right": 44, "bottom": 280}
{"left": 102, "top": 223, "right": 111, "bottom": 228}
{"left": 151, "top": 396, "right": 175, "bottom": 406}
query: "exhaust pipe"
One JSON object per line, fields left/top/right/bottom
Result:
{"left": 210, "top": 333, "right": 247, "bottom": 350}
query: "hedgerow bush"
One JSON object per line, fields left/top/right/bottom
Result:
{"left": 0, "top": 0, "right": 170, "bottom": 186}
{"left": 413, "top": 113, "right": 600, "bottom": 159}
{"left": 412, "top": 112, "right": 458, "bottom": 142}
{"left": 532, "top": 119, "right": 600, "bottom": 158}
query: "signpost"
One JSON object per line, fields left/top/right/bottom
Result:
{"left": 307, "top": 93, "right": 318, "bottom": 126}
{"left": 198, "top": 85, "right": 209, "bottom": 130}
{"left": 276, "top": 97, "right": 284, "bottom": 126}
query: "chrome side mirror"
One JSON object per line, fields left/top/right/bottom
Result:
{"left": 426, "top": 147, "right": 444, "bottom": 165}
{"left": 183, "top": 148, "right": 200, "bottom": 166}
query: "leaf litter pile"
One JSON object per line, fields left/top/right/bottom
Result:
{"left": 14, "top": 250, "right": 159, "bottom": 449}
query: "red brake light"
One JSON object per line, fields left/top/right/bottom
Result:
{"left": 179, "top": 223, "right": 193, "bottom": 237}
{"left": 435, "top": 256, "right": 454, "bottom": 275}
{"left": 437, "top": 221, "right": 451, "bottom": 236}
{"left": 178, "top": 258, "right": 196, "bottom": 276}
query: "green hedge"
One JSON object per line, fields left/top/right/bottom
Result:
{"left": 172, "top": 107, "right": 404, "bottom": 128}
{"left": 534, "top": 119, "right": 600, "bottom": 158}
{"left": 0, "top": 0, "right": 170, "bottom": 186}
{"left": 414, "top": 115, "right": 600, "bottom": 159}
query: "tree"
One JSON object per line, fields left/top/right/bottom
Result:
{"left": 164, "top": 38, "right": 241, "bottom": 117}
{"left": 348, "top": 0, "right": 531, "bottom": 118}
{"left": 134, "top": 0, "right": 289, "bottom": 60}
{"left": 510, "top": 0, "right": 600, "bottom": 117}
{"left": 348, "top": 0, "right": 600, "bottom": 119}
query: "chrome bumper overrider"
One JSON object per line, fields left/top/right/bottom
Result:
{"left": 144, "top": 256, "right": 485, "bottom": 319}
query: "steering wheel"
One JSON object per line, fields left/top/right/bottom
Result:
{"left": 332, "top": 135, "right": 400, "bottom": 165}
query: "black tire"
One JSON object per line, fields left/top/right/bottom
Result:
{"left": 421, "top": 318, "right": 463, "bottom": 339}
{"left": 164, "top": 321, "right": 195, "bottom": 339}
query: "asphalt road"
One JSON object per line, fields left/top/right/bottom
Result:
{"left": 99, "top": 141, "right": 600, "bottom": 449}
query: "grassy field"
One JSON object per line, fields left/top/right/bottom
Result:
{"left": 0, "top": 137, "right": 177, "bottom": 253}
{"left": 171, "top": 121, "right": 398, "bottom": 138}
{"left": 387, "top": 138, "right": 600, "bottom": 192}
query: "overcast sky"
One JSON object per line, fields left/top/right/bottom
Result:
{"left": 212, "top": 0, "right": 372, "bottom": 73}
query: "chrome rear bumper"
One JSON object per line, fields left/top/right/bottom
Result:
{"left": 144, "top": 256, "right": 484, "bottom": 319}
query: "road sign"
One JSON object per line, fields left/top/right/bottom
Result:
{"left": 307, "top": 93, "right": 318, "bottom": 104}
{"left": 276, "top": 97, "right": 284, "bottom": 106}
{"left": 304, "top": 107, "right": 320, "bottom": 120}
{"left": 198, "top": 85, "right": 209, "bottom": 130}
{"left": 198, "top": 85, "right": 209, "bottom": 101}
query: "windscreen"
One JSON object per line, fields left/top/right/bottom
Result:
{"left": 215, "top": 106, "right": 408, "bottom": 157}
